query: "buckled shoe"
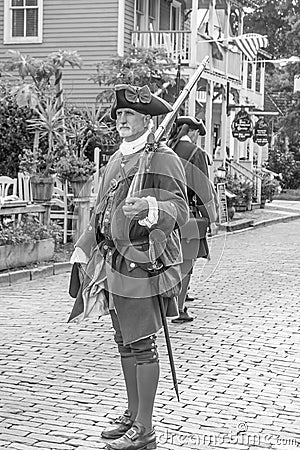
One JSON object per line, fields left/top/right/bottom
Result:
{"left": 101, "top": 410, "right": 134, "bottom": 439}
{"left": 105, "top": 421, "right": 156, "bottom": 450}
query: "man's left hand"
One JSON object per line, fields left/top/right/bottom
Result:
{"left": 122, "top": 197, "right": 149, "bottom": 219}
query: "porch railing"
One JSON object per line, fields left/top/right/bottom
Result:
{"left": 131, "top": 30, "right": 192, "bottom": 63}
{"left": 226, "top": 160, "right": 263, "bottom": 203}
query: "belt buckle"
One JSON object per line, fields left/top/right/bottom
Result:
{"left": 148, "top": 261, "right": 163, "bottom": 273}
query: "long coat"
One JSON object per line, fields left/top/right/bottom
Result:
{"left": 173, "top": 139, "right": 216, "bottom": 260}
{"left": 74, "top": 144, "right": 189, "bottom": 345}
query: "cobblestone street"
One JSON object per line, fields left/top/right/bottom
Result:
{"left": 0, "top": 220, "right": 299, "bottom": 450}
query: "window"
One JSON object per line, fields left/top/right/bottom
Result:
{"left": 256, "top": 62, "right": 261, "bottom": 93}
{"left": 136, "top": 0, "right": 145, "bottom": 30}
{"left": 135, "top": 0, "right": 159, "bottom": 31}
{"left": 148, "top": 0, "right": 157, "bottom": 28}
{"left": 170, "top": 1, "right": 181, "bottom": 30}
{"left": 247, "top": 63, "right": 252, "bottom": 90}
{"left": 4, "top": 0, "right": 43, "bottom": 44}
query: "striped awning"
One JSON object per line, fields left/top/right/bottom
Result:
{"left": 232, "top": 33, "right": 268, "bottom": 61}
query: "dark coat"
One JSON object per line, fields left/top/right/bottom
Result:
{"left": 75, "top": 144, "right": 189, "bottom": 344}
{"left": 173, "top": 139, "right": 216, "bottom": 260}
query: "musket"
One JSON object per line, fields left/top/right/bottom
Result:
{"left": 155, "top": 55, "right": 209, "bottom": 143}
{"left": 128, "top": 56, "right": 210, "bottom": 401}
{"left": 128, "top": 55, "right": 209, "bottom": 197}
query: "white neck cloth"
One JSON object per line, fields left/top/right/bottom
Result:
{"left": 119, "top": 130, "right": 150, "bottom": 156}
{"left": 119, "top": 119, "right": 154, "bottom": 156}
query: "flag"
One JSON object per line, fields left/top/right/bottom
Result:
{"left": 211, "top": 40, "right": 224, "bottom": 60}
{"left": 232, "top": 33, "right": 268, "bottom": 61}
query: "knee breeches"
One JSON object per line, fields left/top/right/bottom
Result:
{"left": 110, "top": 310, "right": 159, "bottom": 365}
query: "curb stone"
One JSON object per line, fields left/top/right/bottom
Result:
{"left": 210, "top": 213, "right": 300, "bottom": 240}
{"left": 0, "top": 261, "right": 72, "bottom": 287}
{"left": 251, "top": 213, "right": 300, "bottom": 229}
{"left": 1, "top": 214, "right": 300, "bottom": 286}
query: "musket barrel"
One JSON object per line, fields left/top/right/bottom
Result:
{"left": 154, "top": 55, "right": 209, "bottom": 142}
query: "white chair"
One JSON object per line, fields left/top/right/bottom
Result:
{"left": 17, "top": 172, "right": 32, "bottom": 202}
{"left": 0, "top": 176, "right": 18, "bottom": 198}
{"left": 0, "top": 176, "right": 19, "bottom": 223}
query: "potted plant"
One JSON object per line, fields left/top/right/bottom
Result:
{"left": 0, "top": 216, "right": 62, "bottom": 271}
{"left": 55, "top": 104, "right": 115, "bottom": 197}
{"left": 260, "top": 174, "right": 281, "bottom": 208}
{"left": 4, "top": 50, "right": 82, "bottom": 202}
{"left": 55, "top": 150, "right": 95, "bottom": 197}
{"left": 19, "top": 98, "right": 64, "bottom": 201}
{"left": 226, "top": 174, "right": 253, "bottom": 211}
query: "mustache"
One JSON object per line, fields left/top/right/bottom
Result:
{"left": 118, "top": 125, "right": 131, "bottom": 130}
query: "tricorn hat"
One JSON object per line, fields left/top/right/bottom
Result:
{"left": 176, "top": 116, "right": 206, "bottom": 136}
{"left": 111, "top": 84, "right": 173, "bottom": 120}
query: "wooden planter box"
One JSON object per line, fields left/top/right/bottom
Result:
{"left": 70, "top": 178, "right": 92, "bottom": 198}
{"left": 30, "top": 176, "right": 54, "bottom": 202}
{"left": 234, "top": 201, "right": 252, "bottom": 212}
{"left": 0, "top": 238, "right": 55, "bottom": 271}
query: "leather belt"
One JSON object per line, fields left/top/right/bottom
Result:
{"left": 101, "top": 237, "right": 149, "bottom": 251}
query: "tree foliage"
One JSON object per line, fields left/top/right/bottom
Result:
{"left": 0, "top": 84, "right": 35, "bottom": 177}
{"left": 244, "top": 0, "right": 300, "bottom": 187}
{"left": 91, "top": 46, "right": 176, "bottom": 107}
{"left": 244, "top": 0, "right": 300, "bottom": 58}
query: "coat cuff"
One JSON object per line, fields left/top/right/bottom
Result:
{"left": 70, "top": 247, "right": 89, "bottom": 264}
{"left": 138, "top": 196, "right": 158, "bottom": 228}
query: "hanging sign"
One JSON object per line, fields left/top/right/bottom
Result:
{"left": 231, "top": 109, "right": 253, "bottom": 142}
{"left": 253, "top": 118, "right": 269, "bottom": 147}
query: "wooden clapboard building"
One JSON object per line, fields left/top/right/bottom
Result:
{"left": 0, "top": 0, "right": 272, "bottom": 200}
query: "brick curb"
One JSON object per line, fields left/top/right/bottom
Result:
{"left": 210, "top": 212, "right": 300, "bottom": 240}
{"left": 1, "top": 213, "right": 300, "bottom": 287}
{"left": 0, "top": 261, "right": 72, "bottom": 287}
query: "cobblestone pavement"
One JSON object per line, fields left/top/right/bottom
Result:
{"left": 0, "top": 220, "right": 300, "bottom": 450}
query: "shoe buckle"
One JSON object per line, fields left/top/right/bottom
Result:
{"left": 126, "top": 428, "right": 138, "bottom": 441}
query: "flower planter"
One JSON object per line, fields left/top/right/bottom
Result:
{"left": 30, "top": 176, "right": 54, "bottom": 202}
{"left": 0, "top": 238, "right": 55, "bottom": 271}
{"left": 70, "top": 178, "right": 92, "bottom": 198}
{"left": 234, "top": 204, "right": 248, "bottom": 212}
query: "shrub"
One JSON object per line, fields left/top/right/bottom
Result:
{"left": 0, "top": 84, "right": 35, "bottom": 177}
{"left": 0, "top": 216, "right": 62, "bottom": 248}
{"left": 225, "top": 174, "right": 253, "bottom": 206}
{"left": 55, "top": 153, "right": 95, "bottom": 182}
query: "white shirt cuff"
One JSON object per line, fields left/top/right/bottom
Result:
{"left": 138, "top": 196, "right": 158, "bottom": 228}
{"left": 70, "top": 247, "right": 89, "bottom": 264}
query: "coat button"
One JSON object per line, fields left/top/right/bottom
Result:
{"left": 103, "top": 245, "right": 108, "bottom": 250}
{"left": 88, "top": 226, "right": 92, "bottom": 231}
{"left": 130, "top": 262, "right": 136, "bottom": 268}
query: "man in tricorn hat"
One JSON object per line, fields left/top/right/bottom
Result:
{"left": 168, "top": 116, "right": 217, "bottom": 323}
{"left": 70, "top": 85, "right": 189, "bottom": 450}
